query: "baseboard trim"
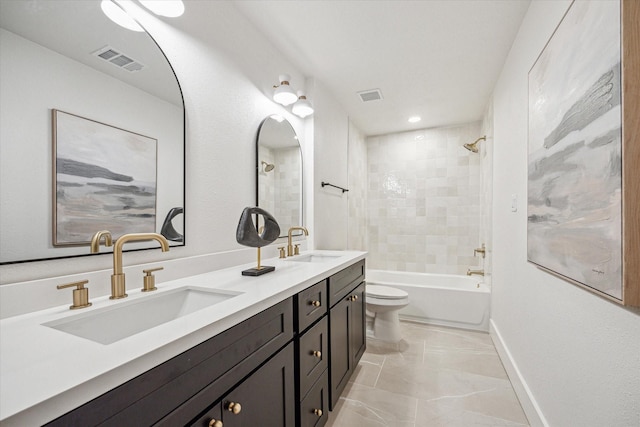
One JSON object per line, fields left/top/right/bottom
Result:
{"left": 490, "top": 319, "right": 548, "bottom": 427}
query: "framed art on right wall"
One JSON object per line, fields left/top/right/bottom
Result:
{"left": 527, "top": 0, "right": 639, "bottom": 306}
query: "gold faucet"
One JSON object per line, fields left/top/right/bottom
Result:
{"left": 474, "top": 243, "right": 486, "bottom": 258}
{"left": 90, "top": 230, "right": 113, "bottom": 253}
{"left": 287, "top": 226, "right": 309, "bottom": 257}
{"left": 110, "top": 233, "right": 169, "bottom": 299}
{"left": 467, "top": 269, "right": 485, "bottom": 276}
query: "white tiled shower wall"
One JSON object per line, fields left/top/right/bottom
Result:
{"left": 364, "top": 122, "right": 484, "bottom": 274}
{"left": 258, "top": 145, "right": 301, "bottom": 232}
{"left": 347, "top": 122, "right": 368, "bottom": 251}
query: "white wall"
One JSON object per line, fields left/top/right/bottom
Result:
{"left": 491, "top": 1, "right": 640, "bottom": 426}
{"left": 0, "top": 2, "right": 313, "bottom": 286}
{"left": 310, "top": 78, "right": 350, "bottom": 250}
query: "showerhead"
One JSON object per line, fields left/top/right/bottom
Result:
{"left": 261, "top": 161, "right": 275, "bottom": 172}
{"left": 463, "top": 136, "right": 486, "bottom": 153}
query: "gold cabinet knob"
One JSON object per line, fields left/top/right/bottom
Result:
{"left": 310, "top": 300, "right": 321, "bottom": 307}
{"left": 313, "top": 409, "right": 323, "bottom": 417}
{"left": 56, "top": 280, "right": 92, "bottom": 310}
{"left": 312, "top": 350, "right": 322, "bottom": 358}
{"left": 227, "top": 401, "right": 242, "bottom": 414}
{"left": 208, "top": 419, "right": 223, "bottom": 427}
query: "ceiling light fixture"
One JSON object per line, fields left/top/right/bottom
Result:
{"left": 292, "top": 91, "right": 314, "bottom": 118}
{"left": 101, "top": 0, "right": 144, "bottom": 32}
{"left": 408, "top": 116, "right": 421, "bottom": 123}
{"left": 138, "top": 0, "right": 185, "bottom": 17}
{"left": 273, "top": 74, "right": 298, "bottom": 106}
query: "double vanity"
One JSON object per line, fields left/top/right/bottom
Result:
{"left": 0, "top": 251, "right": 366, "bottom": 426}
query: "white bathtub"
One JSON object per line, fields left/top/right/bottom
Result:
{"left": 366, "top": 270, "right": 490, "bottom": 331}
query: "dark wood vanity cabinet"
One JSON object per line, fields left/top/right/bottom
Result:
{"left": 328, "top": 261, "right": 366, "bottom": 410}
{"left": 44, "top": 259, "right": 365, "bottom": 427}
{"left": 46, "top": 299, "right": 294, "bottom": 427}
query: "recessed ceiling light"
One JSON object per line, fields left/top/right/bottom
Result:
{"left": 139, "top": 0, "right": 185, "bottom": 17}
{"left": 101, "top": 0, "right": 144, "bottom": 32}
{"left": 408, "top": 116, "right": 421, "bottom": 123}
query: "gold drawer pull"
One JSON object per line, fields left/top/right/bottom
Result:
{"left": 349, "top": 295, "right": 359, "bottom": 301}
{"left": 208, "top": 419, "right": 223, "bottom": 427}
{"left": 312, "top": 350, "right": 322, "bottom": 358}
{"left": 310, "top": 300, "right": 321, "bottom": 307}
{"left": 226, "top": 401, "right": 242, "bottom": 414}
{"left": 313, "top": 408, "right": 323, "bottom": 417}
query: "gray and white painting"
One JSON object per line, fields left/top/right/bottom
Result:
{"left": 528, "top": 0, "right": 622, "bottom": 299}
{"left": 54, "top": 110, "right": 157, "bottom": 245}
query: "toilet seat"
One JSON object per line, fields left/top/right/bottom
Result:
{"left": 367, "top": 284, "right": 408, "bottom": 300}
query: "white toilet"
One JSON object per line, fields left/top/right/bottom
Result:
{"left": 366, "top": 284, "right": 409, "bottom": 342}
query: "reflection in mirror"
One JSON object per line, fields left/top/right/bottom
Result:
{"left": 256, "top": 115, "right": 302, "bottom": 238}
{"left": 0, "top": 0, "right": 185, "bottom": 264}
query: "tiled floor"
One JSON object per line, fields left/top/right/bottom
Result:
{"left": 326, "top": 322, "right": 529, "bottom": 427}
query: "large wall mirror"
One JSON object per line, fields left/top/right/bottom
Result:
{"left": 0, "top": 0, "right": 185, "bottom": 264}
{"left": 256, "top": 115, "right": 302, "bottom": 238}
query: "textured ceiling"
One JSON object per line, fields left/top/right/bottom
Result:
{"left": 234, "top": 0, "right": 531, "bottom": 136}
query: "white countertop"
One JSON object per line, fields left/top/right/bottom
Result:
{"left": 0, "top": 250, "right": 366, "bottom": 426}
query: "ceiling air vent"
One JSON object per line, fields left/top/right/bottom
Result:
{"left": 357, "top": 89, "right": 383, "bottom": 102}
{"left": 93, "top": 46, "right": 144, "bottom": 72}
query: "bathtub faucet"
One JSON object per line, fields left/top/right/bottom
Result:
{"left": 467, "top": 268, "right": 484, "bottom": 276}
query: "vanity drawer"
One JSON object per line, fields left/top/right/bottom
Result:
{"left": 299, "top": 370, "right": 329, "bottom": 427}
{"left": 298, "top": 316, "right": 328, "bottom": 398}
{"left": 328, "top": 259, "right": 365, "bottom": 307}
{"left": 296, "top": 279, "right": 327, "bottom": 333}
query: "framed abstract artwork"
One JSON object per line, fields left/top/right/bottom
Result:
{"left": 53, "top": 110, "right": 158, "bottom": 246}
{"left": 527, "top": 0, "right": 639, "bottom": 306}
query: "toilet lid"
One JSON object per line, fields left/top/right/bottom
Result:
{"left": 367, "top": 284, "right": 408, "bottom": 299}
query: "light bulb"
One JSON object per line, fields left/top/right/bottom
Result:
{"left": 138, "top": 0, "right": 185, "bottom": 17}
{"left": 101, "top": 0, "right": 144, "bottom": 32}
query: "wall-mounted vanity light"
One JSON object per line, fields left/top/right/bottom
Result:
{"left": 102, "top": 0, "right": 185, "bottom": 31}
{"left": 273, "top": 75, "right": 314, "bottom": 118}
{"left": 273, "top": 74, "right": 298, "bottom": 106}
{"left": 292, "top": 91, "right": 314, "bottom": 118}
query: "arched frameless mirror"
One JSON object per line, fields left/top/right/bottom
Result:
{"left": 0, "top": 0, "right": 185, "bottom": 264}
{"left": 256, "top": 115, "right": 302, "bottom": 238}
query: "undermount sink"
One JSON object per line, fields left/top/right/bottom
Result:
{"left": 44, "top": 287, "right": 242, "bottom": 345}
{"left": 287, "top": 254, "right": 341, "bottom": 263}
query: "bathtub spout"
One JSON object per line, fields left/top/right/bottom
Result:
{"left": 467, "top": 269, "right": 484, "bottom": 276}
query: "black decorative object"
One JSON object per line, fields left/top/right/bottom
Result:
{"left": 236, "top": 207, "right": 280, "bottom": 276}
{"left": 160, "top": 207, "right": 184, "bottom": 242}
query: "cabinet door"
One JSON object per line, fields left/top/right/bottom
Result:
{"left": 221, "top": 342, "right": 295, "bottom": 427}
{"left": 350, "top": 282, "right": 366, "bottom": 366}
{"left": 329, "top": 296, "right": 351, "bottom": 410}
